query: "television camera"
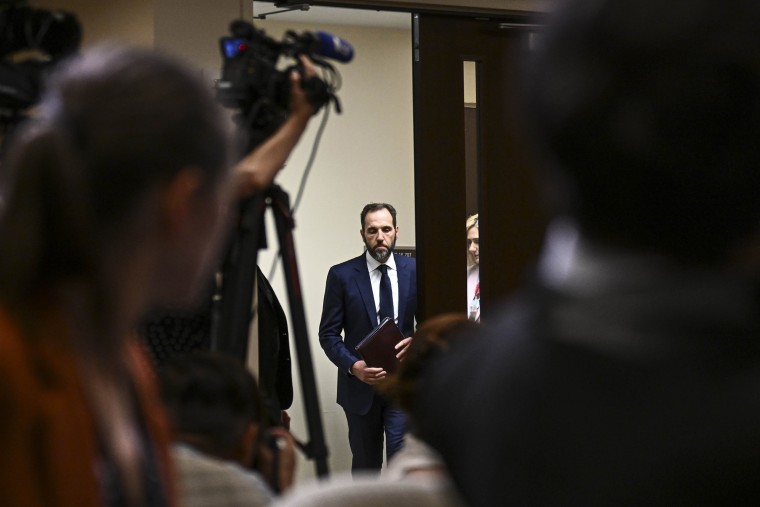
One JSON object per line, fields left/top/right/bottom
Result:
{"left": 0, "top": 0, "right": 81, "bottom": 129}
{"left": 216, "top": 19, "right": 351, "bottom": 150}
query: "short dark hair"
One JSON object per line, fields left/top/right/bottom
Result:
{"left": 525, "top": 0, "right": 760, "bottom": 263}
{"left": 159, "top": 352, "right": 262, "bottom": 460}
{"left": 360, "top": 203, "right": 397, "bottom": 229}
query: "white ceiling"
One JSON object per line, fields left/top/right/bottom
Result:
{"left": 251, "top": 2, "right": 412, "bottom": 29}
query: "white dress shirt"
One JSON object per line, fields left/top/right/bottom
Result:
{"left": 365, "top": 251, "right": 398, "bottom": 325}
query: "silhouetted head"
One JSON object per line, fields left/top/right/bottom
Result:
{"left": 0, "top": 45, "right": 234, "bottom": 309}
{"left": 380, "top": 313, "right": 478, "bottom": 432}
{"left": 526, "top": 0, "right": 760, "bottom": 263}
{"left": 160, "top": 352, "right": 263, "bottom": 462}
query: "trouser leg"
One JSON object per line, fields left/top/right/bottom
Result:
{"left": 345, "top": 396, "right": 384, "bottom": 473}
{"left": 382, "top": 398, "right": 406, "bottom": 462}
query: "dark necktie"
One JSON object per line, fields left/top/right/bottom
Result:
{"left": 378, "top": 264, "right": 394, "bottom": 322}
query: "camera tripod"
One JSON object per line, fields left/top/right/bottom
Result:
{"left": 210, "top": 184, "right": 329, "bottom": 478}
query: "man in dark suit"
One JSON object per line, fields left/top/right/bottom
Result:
{"left": 416, "top": 0, "right": 760, "bottom": 505}
{"left": 319, "top": 202, "right": 416, "bottom": 472}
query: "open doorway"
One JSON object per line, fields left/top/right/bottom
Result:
{"left": 251, "top": 2, "right": 414, "bottom": 479}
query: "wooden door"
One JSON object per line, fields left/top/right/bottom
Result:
{"left": 413, "top": 13, "right": 548, "bottom": 321}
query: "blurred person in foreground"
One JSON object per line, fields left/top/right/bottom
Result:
{"left": 159, "top": 352, "right": 296, "bottom": 507}
{"left": 139, "top": 51, "right": 319, "bottom": 376}
{"left": 379, "top": 313, "right": 475, "bottom": 485}
{"left": 416, "top": 0, "right": 760, "bottom": 505}
{"left": 0, "top": 44, "right": 317, "bottom": 507}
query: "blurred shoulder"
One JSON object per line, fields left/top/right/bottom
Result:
{"left": 172, "top": 445, "right": 273, "bottom": 507}
{"left": 274, "top": 472, "right": 463, "bottom": 507}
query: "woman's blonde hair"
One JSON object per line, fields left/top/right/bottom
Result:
{"left": 466, "top": 213, "right": 479, "bottom": 232}
{"left": 466, "top": 213, "right": 479, "bottom": 268}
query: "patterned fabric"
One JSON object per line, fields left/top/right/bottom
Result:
{"left": 172, "top": 444, "right": 274, "bottom": 507}
{"left": 139, "top": 304, "right": 213, "bottom": 367}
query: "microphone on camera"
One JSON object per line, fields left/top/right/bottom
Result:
{"left": 309, "top": 31, "right": 354, "bottom": 63}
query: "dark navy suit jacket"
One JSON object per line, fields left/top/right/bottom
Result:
{"left": 318, "top": 253, "right": 417, "bottom": 415}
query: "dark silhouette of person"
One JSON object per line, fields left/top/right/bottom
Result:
{"left": 415, "top": 0, "right": 760, "bottom": 505}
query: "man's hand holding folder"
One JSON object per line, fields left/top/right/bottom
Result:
{"left": 350, "top": 317, "right": 413, "bottom": 384}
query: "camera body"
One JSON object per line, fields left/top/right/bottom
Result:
{"left": 216, "top": 20, "right": 345, "bottom": 150}
{"left": 0, "top": 0, "right": 81, "bottom": 115}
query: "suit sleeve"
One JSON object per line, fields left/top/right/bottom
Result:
{"left": 318, "top": 267, "right": 359, "bottom": 371}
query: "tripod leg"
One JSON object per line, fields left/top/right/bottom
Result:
{"left": 211, "top": 194, "right": 267, "bottom": 360}
{"left": 269, "top": 186, "right": 330, "bottom": 478}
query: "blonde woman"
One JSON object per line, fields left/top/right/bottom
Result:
{"left": 466, "top": 214, "right": 480, "bottom": 322}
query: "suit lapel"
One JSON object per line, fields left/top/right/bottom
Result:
{"left": 353, "top": 255, "right": 377, "bottom": 327}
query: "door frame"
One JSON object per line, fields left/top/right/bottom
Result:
{"left": 412, "top": 12, "right": 548, "bottom": 321}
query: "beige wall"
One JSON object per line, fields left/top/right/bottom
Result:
{"left": 153, "top": 0, "right": 251, "bottom": 81}
{"left": 33, "top": 0, "right": 155, "bottom": 47}
{"left": 251, "top": 19, "right": 414, "bottom": 479}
